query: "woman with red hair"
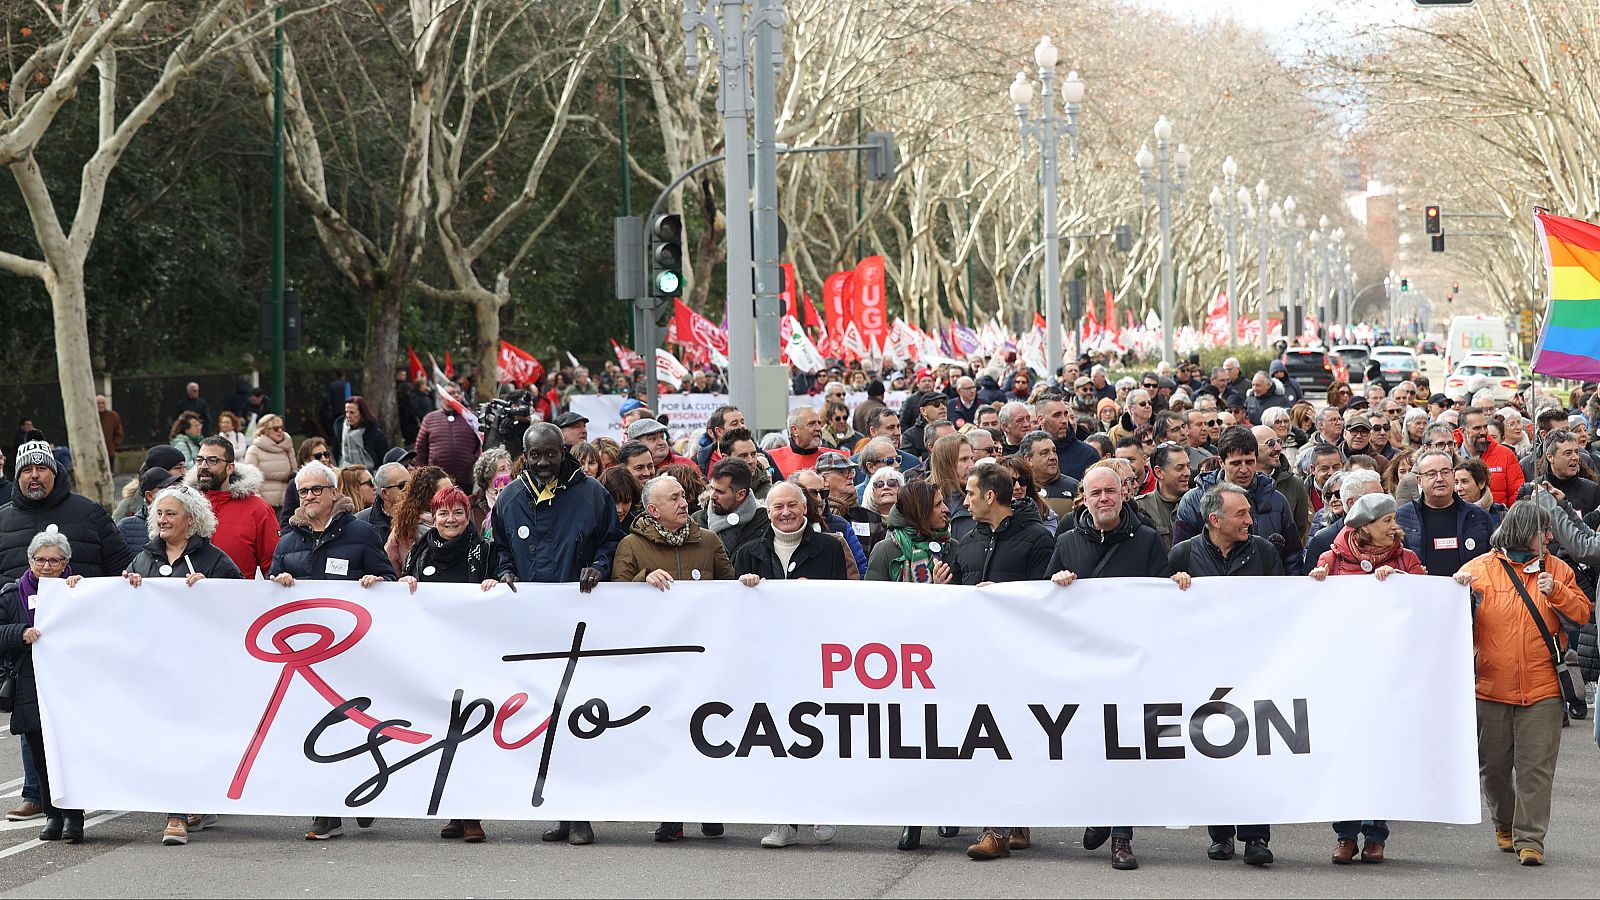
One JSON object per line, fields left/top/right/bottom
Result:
{"left": 398, "top": 485, "right": 496, "bottom": 843}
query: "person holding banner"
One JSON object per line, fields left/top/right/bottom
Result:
{"left": 1, "top": 528, "right": 85, "bottom": 843}
{"left": 1458, "top": 499, "right": 1591, "bottom": 866}
{"left": 612, "top": 473, "right": 733, "bottom": 843}
{"left": 490, "top": 423, "right": 621, "bottom": 848}
{"left": 1168, "top": 482, "right": 1281, "bottom": 866}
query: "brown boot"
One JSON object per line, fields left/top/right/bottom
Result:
{"left": 1110, "top": 836, "right": 1138, "bottom": 870}
{"left": 1331, "top": 838, "right": 1358, "bottom": 864}
{"left": 440, "top": 819, "right": 464, "bottom": 840}
{"left": 1360, "top": 841, "right": 1384, "bottom": 863}
{"left": 1008, "top": 827, "right": 1031, "bottom": 851}
{"left": 462, "top": 820, "right": 486, "bottom": 843}
{"left": 966, "top": 830, "right": 1010, "bottom": 861}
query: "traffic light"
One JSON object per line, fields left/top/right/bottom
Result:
{"left": 1431, "top": 234, "right": 1445, "bottom": 253}
{"left": 864, "top": 131, "right": 897, "bottom": 182}
{"left": 613, "top": 215, "right": 644, "bottom": 300}
{"left": 1452, "top": 280, "right": 1460, "bottom": 293}
{"left": 1113, "top": 224, "right": 1133, "bottom": 254}
{"left": 648, "top": 213, "right": 683, "bottom": 297}
{"left": 1400, "top": 278, "right": 1409, "bottom": 292}
{"left": 1424, "top": 205, "right": 1442, "bottom": 235}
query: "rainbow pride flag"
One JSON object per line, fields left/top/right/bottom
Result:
{"left": 1533, "top": 210, "right": 1600, "bottom": 379}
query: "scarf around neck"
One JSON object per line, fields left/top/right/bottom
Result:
{"left": 636, "top": 513, "right": 690, "bottom": 547}
{"left": 18, "top": 566, "right": 70, "bottom": 627}
{"left": 708, "top": 492, "right": 759, "bottom": 534}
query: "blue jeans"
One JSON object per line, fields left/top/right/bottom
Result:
{"left": 1208, "top": 824, "right": 1270, "bottom": 843}
{"left": 19, "top": 733, "right": 39, "bottom": 806}
{"left": 1333, "top": 820, "right": 1390, "bottom": 843}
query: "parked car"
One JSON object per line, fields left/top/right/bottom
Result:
{"left": 1331, "top": 344, "right": 1372, "bottom": 383}
{"left": 1419, "top": 338, "right": 1441, "bottom": 356}
{"left": 1371, "top": 347, "right": 1420, "bottom": 384}
{"left": 1281, "top": 348, "right": 1345, "bottom": 392}
{"left": 1444, "top": 358, "right": 1523, "bottom": 404}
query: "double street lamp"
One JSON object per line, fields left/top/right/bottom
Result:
{"left": 1136, "top": 117, "right": 1189, "bottom": 364}
{"left": 1209, "top": 156, "right": 1249, "bottom": 345}
{"left": 1010, "top": 36, "right": 1084, "bottom": 371}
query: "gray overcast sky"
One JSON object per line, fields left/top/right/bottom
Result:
{"left": 1133, "top": 0, "right": 1423, "bottom": 52}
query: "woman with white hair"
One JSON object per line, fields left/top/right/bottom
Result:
{"left": 861, "top": 466, "right": 907, "bottom": 517}
{"left": 122, "top": 484, "right": 241, "bottom": 847}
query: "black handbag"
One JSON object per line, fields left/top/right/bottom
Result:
{"left": 1500, "top": 560, "right": 1585, "bottom": 713}
{"left": 0, "top": 660, "right": 15, "bottom": 714}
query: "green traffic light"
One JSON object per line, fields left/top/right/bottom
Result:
{"left": 656, "top": 270, "right": 681, "bottom": 295}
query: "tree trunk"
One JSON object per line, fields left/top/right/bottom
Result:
{"left": 362, "top": 280, "right": 403, "bottom": 437}
{"left": 474, "top": 291, "right": 502, "bottom": 393}
{"left": 48, "top": 260, "right": 114, "bottom": 505}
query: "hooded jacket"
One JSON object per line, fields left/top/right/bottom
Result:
{"left": 734, "top": 523, "right": 848, "bottom": 581}
{"left": 490, "top": 453, "right": 622, "bottom": 583}
{"left": 268, "top": 496, "right": 395, "bottom": 582}
{"left": 127, "top": 533, "right": 243, "bottom": 580}
{"left": 0, "top": 473, "right": 131, "bottom": 581}
{"left": 403, "top": 525, "right": 495, "bottom": 584}
{"left": 612, "top": 517, "right": 735, "bottom": 583}
{"left": 948, "top": 501, "right": 1055, "bottom": 584}
{"left": 186, "top": 463, "right": 279, "bottom": 578}
{"left": 691, "top": 493, "right": 771, "bottom": 555}
{"left": 1171, "top": 469, "right": 1304, "bottom": 575}
{"left": 1314, "top": 527, "right": 1426, "bottom": 577}
{"left": 243, "top": 431, "right": 297, "bottom": 508}
{"left": 1268, "top": 361, "right": 1304, "bottom": 404}
{"left": 976, "top": 374, "right": 1007, "bottom": 407}
{"left": 1169, "top": 530, "right": 1284, "bottom": 578}
{"left": 1047, "top": 505, "right": 1171, "bottom": 579}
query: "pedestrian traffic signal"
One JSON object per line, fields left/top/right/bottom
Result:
{"left": 649, "top": 213, "right": 683, "bottom": 298}
{"left": 1432, "top": 234, "right": 1445, "bottom": 253}
{"left": 1424, "top": 205, "right": 1441, "bottom": 235}
{"left": 1400, "top": 278, "right": 1409, "bottom": 292}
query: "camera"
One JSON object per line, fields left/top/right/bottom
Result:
{"left": 478, "top": 392, "right": 538, "bottom": 454}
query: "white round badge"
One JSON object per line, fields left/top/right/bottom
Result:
{"left": 423, "top": 565, "right": 437, "bottom": 576}
{"left": 691, "top": 569, "right": 702, "bottom": 581}
{"left": 518, "top": 525, "right": 530, "bottom": 540}
{"left": 447, "top": 415, "right": 456, "bottom": 422}
{"left": 158, "top": 564, "right": 173, "bottom": 576}
{"left": 727, "top": 513, "right": 741, "bottom": 525}
{"left": 929, "top": 542, "right": 942, "bottom": 554}
{"left": 787, "top": 561, "right": 797, "bottom": 573}
{"left": 813, "top": 523, "right": 823, "bottom": 532}
{"left": 1465, "top": 538, "right": 1476, "bottom": 551}
{"left": 1360, "top": 559, "right": 1373, "bottom": 573}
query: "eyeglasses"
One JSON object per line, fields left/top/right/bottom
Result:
{"left": 30, "top": 556, "right": 66, "bottom": 568}
{"left": 1204, "top": 419, "right": 1220, "bottom": 427}
{"left": 359, "top": 480, "right": 375, "bottom": 488}
{"left": 312, "top": 451, "right": 331, "bottom": 460}
{"left": 1142, "top": 382, "right": 1159, "bottom": 390}
{"left": 864, "top": 456, "right": 899, "bottom": 467}
{"left": 1263, "top": 438, "right": 1283, "bottom": 448}
{"left": 300, "top": 484, "right": 331, "bottom": 497}
{"left": 196, "top": 455, "right": 228, "bottom": 467}
{"left": 1417, "top": 468, "right": 1453, "bottom": 480}
{"left": 386, "top": 481, "right": 410, "bottom": 492}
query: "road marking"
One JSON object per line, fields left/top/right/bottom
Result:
{"left": 0, "top": 811, "right": 126, "bottom": 859}
{"left": 0, "top": 778, "right": 23, "bottom": 792}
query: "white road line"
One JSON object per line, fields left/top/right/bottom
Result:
{"left": 0, "top": 811, "right": 127, "bottom": 860}
{"left": 0, "top": 778, "right": 23, "bottom": 792}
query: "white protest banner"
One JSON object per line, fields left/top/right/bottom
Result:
{"left": 572, "top": 392, "right": 910, "bottom": 445}
{"left": 35, "top": 576, "right": 1480, "bottom": 826}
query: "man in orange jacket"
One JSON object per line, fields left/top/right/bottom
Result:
{"left": 1460, "top": 409, "right": 1525, "bottom": 506}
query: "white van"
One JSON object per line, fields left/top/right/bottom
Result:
{"left": 1444, "top": 316, "right": 1510, "bottom": 372}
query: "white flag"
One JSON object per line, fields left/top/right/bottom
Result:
{"left": 655, "top": 348, "right": 689, "bottom": 389}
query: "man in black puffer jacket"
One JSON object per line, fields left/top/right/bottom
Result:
{"left": 0, "top": 439, "right": 131, "bottom": 581}
{"left": 948, "top": 461, "right": 1054, "bottom": 588}
{"left": 1171, "top": 427, "right": 1303, "bottom": 575}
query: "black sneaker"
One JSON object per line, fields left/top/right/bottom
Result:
{"left": 654, "top": 822, "right": 684, "bottom": 842}
{"left": 305, "top": 817, "right": 343, "bottom": 840}
{"left": 1207, "top": 838, "right": 1235, "bottom": 860}
{"left": 1243, "top": 839, "right": 1274, "bottom": 866}
{"left": 701, "top": 823, "right": 725, "bottom": 838}
{"left": 356, "top": 817, "right": 375, "bottom": 829}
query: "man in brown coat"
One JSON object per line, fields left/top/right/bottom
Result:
{"left": 97, "top": 395, "right": 124, "bottom": 464}
{"left": 610, "top": 472, "right": 733, "bottom": 843}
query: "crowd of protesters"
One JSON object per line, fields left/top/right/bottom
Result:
{"left": 2, "top": 346, "right": 1597, "bottom": 870}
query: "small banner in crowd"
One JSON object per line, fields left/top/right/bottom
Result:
{"left": 496, "top": 340, "right": 544, "bottom": 388}
{"left": 35, "top": 577, "right": 1479, "bottom": 825}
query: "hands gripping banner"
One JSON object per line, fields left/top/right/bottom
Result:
{"left": 33, "top": 577, "right": 1480, "bottom": 827}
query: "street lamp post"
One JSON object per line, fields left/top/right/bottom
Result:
{"left": 1010, "top": 37, "right": 1083, "bottom": 373}
{"left": 1137, "top": 117, "right": 1189, "bottom": 364}
{"left": 1254, "top": 180, "right": 1270, "bottom": 350}
{"left": 1209, "top": 156, "right": 1244, "bottom": 345}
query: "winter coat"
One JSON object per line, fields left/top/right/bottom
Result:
{"left": 1314, "top": 527, "right": 1426, "bottom": 576}
{"left": 976, "top": 375, "right": 1007, "bottom": 407}
{"left": 333, "top": 418, "right": 390, "bottom": 468}
{"left": 1460, "top": 549, "right": 1591, "bottom": 706}
{"left": 833, "top": 502, "right": 886, "bottom": 556}
{"left": 734, "top": 524, "right": 848, "bottom": 581}
{"left": 691, "top": 500, "right": 771, "bottom": 556}
{"left": 0, "top": 477, "right": 132, "bottom": 581}
{"left": 865, "top": 508, "right": 951, "bottom": 582}
{"left": 243, "top": 431, "right": 297, "bottom": 508}
{"left": 1395, "top": 497, "right": 1495, "bottom": 564}
{"left": 127, "top": 534, "right": 243, "bottom": 580}
{"left": 1305, "top": 516, "right": 1342, "bottom": 571}
{"left": 415, "top": 409, "right": 481, "bottom": 490}
{"left": 946, "top": 397, "right": 983, "bottom": 428}
{"left": 1133, "top": 491, "right": 1181, "bottom": 549}
{"left": 612, "top": 518, "right": 735, "bottom": 583}
{"left": 1545, "top": 473, "right": 1600, "bottom": 517}
{"left": 824, "top": 511, "right": 869, "bottom": 579}
{"left": 1172, "top": 469, "right": 1304, "bottom": 575}
{"left": 766, "top": 445, "right": 847, "bottom": 480}
{"left": 1046, "top": 505, "right": 1171, "bottom": 579}
{"left": 1472, "top": 437, "right": 1525, "bottom": 507}
{"left": 1054, "top": 433, "right": 1101, "bottom": 483}
{"left": 0, "top": 581, "right": 42, "bottom": 734}
{"left": 186, "top": 464, "right": 278, "bottom": 578}
{"left": 268, "top": 497, "right": 395, "bottom": 582}
{"left": 356, "top": 501, "right": 394, "bottom": 541}
{"left": 1169, "top": 531, "right": 1285, "bottom": 578}
{"left": 1578, "top": 623, "right": 1599, "bottom": 683}
{"left": 948, "top": 501, "right": 1055, "bottom": 585}
{"left": 1243, "top": 389, "right": 1290, "bottom": 426}
{"left": 1272, "top": 460, "right": 1312, "bottom": 540}
{"left": 117, "top": 509, "right": 150, "bottom": 552}
{"left": 403, "top": 526, "right": 495, "bottom": 584}
{"left": 171, "top": 432, "right": 203, "bottom": 465}
{"left": 490, "top": 455, "right": 622, "bottom": 583}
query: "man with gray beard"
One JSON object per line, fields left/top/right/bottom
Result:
{"left": 0, "top": 438, "right": 131, "bottom": 580}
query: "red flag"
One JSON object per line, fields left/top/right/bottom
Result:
{"left": 1104, "top": 290, "right": 1118, "bottom": 339}
{"left": 444, "top": 351, "right": 455, "bottom": 379}
{"left": 496, "top": 340, "right": 544, "bottom": 387}
{"left": 406, "top": 346, "right": 425, "bottom": 384}
{"left": 673, "top": 298, "right": 730, "bottom": 355}
{"left": 779, "top": 264, "right": 821, "bottom": 329}
{"left": 852, "top": 256, "right": 889, "bottom": 349}
{"left": 1033, "top": 312, "right": 1047, "bottom": 333}
{"left": 611, "top": 338, "right": 644, "bottom": 370}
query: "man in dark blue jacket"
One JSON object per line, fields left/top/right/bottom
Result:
{"left": 1035, "top": 395, "right": 1099, "bottom": 482}
{"left": 489, "top": 422, "right": 622, "bottom": 849}
{"left": 1171, "top": 427, "right": 1303, "bottom": 575}
{"left": 1395, "top": 447, "right": 1494, "bottom": 574}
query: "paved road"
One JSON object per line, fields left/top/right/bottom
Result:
{"left": 0, "top": 721, "right": 1594, "bottom": 898}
